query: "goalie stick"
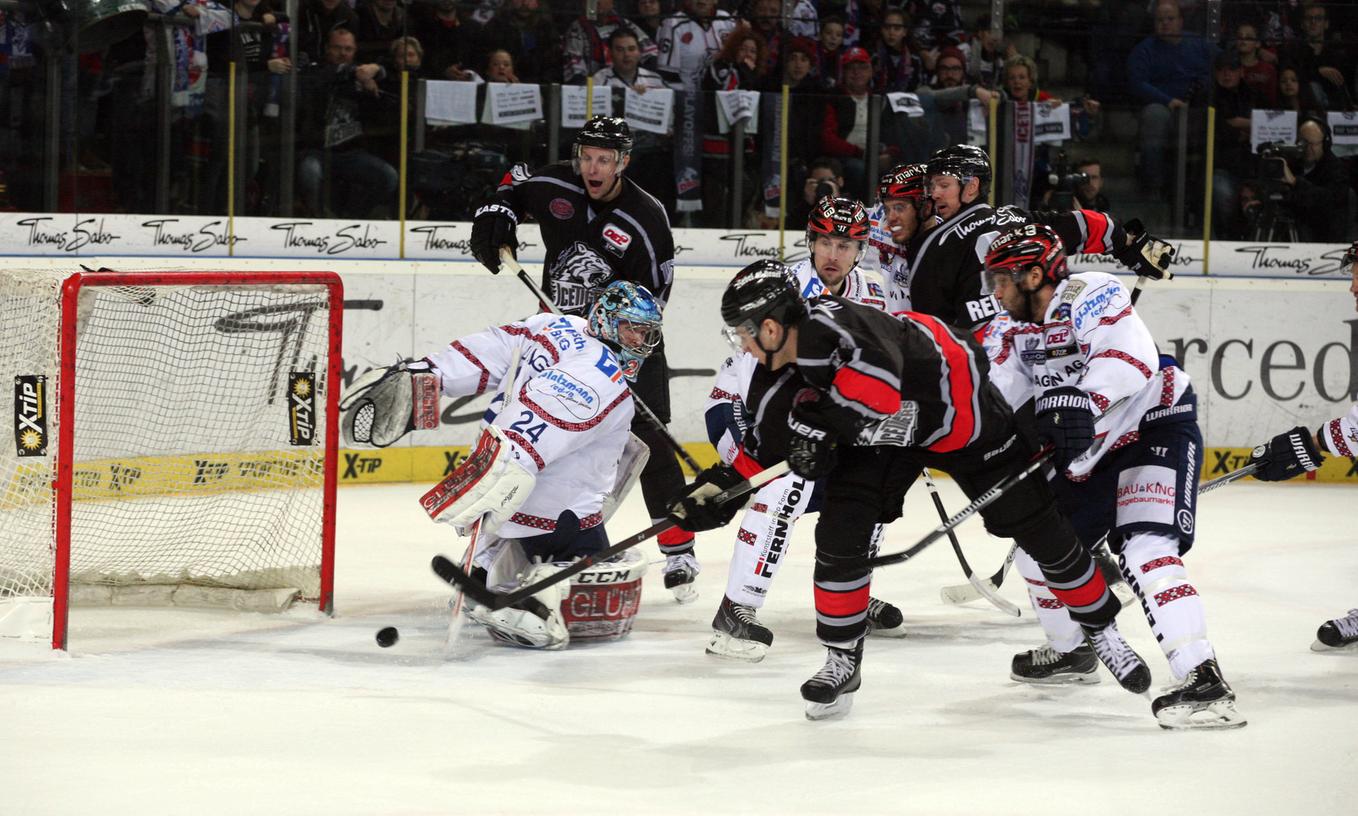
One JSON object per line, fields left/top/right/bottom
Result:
{"left": 940, "top": 461, "right": 1260, "bottom": 605}
{"left": 432, "top": 461, "right": 791, "bottom": 611}
{"left": 499, "top": 246, "right": 704, "bottom": 476}
{"left": 940, "top": 270, "right": 1162, "bottom": 603}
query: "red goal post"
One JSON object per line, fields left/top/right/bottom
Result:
{"left": 1, "top": 268, "right": 342, "bottom": 649}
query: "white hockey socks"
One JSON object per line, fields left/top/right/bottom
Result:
{"left": 723, "top": 473, "right": 815, "bottom": 608}
{"left": 1120, "top": 532, "right": 1215, "bottom": 679}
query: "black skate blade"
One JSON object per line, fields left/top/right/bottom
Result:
{"left": 805, "top": 691, "right": 856, "bottom": 721}
{"left": 1009, "top": 670, "right": 1101, "bottom": 686}
{"left": 1310, "top": 638, "right": 1358, "bottom": 653}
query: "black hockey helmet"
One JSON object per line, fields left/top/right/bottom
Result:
{"left": 927, "top": 143, "right": 992, "bottom": 195}
{"left": 807, "top": 196, "right": 870, "bottom": 242}
{"left": 984, "top": 223, "right": 1069, "bottom": 290}
{"left": 721, "top": 260, "right": 808, "bottom": 358}
{"left": 1343, "top": 239, "right": 1358, "bottom": 267}
{"left": 575, "top": 115, "right": 634, "bottom": 154}
{"left": 878, "top": 163, "right": 928, "bottom": 203}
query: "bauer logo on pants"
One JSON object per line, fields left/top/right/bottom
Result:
{"left": 13, "top": 375, "right": 48, "bottom": 457}
{"left": 288, "top": 372, "right": 317, "bottom": 446}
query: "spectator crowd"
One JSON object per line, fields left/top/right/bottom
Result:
{"left": 2, "top": 0, "right": 1357, "bottom": 240}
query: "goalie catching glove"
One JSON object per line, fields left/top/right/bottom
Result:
{"left": 1113, "top": 218, "right": 1175, "bottom": 280}
{"left": 339, "top": 359, "right": 441, "bottom": 447}
{"left": 667, "top": 463, "right": 747, "bottom": 532}
{"left": 420, "top": 426, "right": 536, "bottom": 537}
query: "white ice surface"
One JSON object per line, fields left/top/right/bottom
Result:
{"left": 1, "top": 480, "right": 1354, "bottom": 815}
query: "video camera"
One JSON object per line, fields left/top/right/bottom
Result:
{"left": 1257, "top": 141, "right": 1305, "bottom": 184}
{"left": 1046, "top": 150, "right": 1090, "bottom": 193}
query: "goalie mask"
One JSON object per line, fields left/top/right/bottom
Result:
{"left": 587, "top": 280, "right": 663, "bottom": 381}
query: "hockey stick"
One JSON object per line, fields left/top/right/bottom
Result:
{"left": 868, "top": 451, "right": 1052, "bottom": 570}
{"left": 940, "top": 461, "right": 1258, "bottom": 605}
{"left": 940, "top": 271, "right": 1160, "bottom": 602}
{"left": 432, "top": 461, "right": 792, "bottom": 610}
{"left": 924, "top": 468, "right": 1022, "bottom": 616}
{"left": 444, "top": 515, "right": 483, "bottom": 658}
{"left": 500, "top": 246, "right": 705, "bottom": 476}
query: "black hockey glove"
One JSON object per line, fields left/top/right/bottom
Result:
{"left": 1112, "top": 218, "right": 1174, "bottom": 280}
{"left": 1034, "top": 386, "right": 1095, "bottom": 471}
{"left": 667, "top": 464, "right": 747, "bottom": 532}
{"left": 787, "top": 388, "right": 839, "bottom": 480}
{"left": 469, "top": 203, "right": 518, "bottom": 274}
{"left": 1249, "top": 425, "right": 1324, "bottom": 482}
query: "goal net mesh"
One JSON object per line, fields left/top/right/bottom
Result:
{"left": 1, "top": 269, "right": 333, "bottom": 611}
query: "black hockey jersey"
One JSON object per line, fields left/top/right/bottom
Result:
{"left": 492, "top": 162, "right": 675, "bottom": 316}
{"left": 737, "top": 295, "right": 997, "bottom": 469}
{"left": 904, "top": 203, "right": 1130, "bottom": 331}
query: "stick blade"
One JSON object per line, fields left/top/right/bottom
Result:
{"left": 431, "top": 554, "right": 501, "bottom": 608}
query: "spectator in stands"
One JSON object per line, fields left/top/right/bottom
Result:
{"left": 873, "top": 6, "right": 923, "bottom": 92}
{"left": 296, "top": 27, "right": 398, "bottom": 218}
{"left": 354, "top": 0, "right": 406, "bottom": 65}
{"left": 1069, "top": 158, "right": 1111, "bottom": 212}
{"left": 1127, "top": 0, "right": 1217, "bottom": 196}
{"left": 297, "top": 0, "right": 358, "bottom": 67}
{"left": 1280, "top": 2, "right": 1352, "bottom": 110}
{"left": 1002, "top": 54, "right": 1056, "bottom": 104}
{"left": 594, "top": 26, "right": 667, "bottom": 91}
{"left": 904, "top": 0, "right": 964, "bottom": 53}
{"left": 563, "top": 0, "right": 657, "bottom": 84}
{"left": 820, "top": 46, "right": 891, "bottom": 198}
{"left": 476, "top": 0, "right": 560, "bottom": 84}
{"left": 963, "top": 13, "right": 1013, "bottom": 89}
{"left": 1234, "top": 21, "right": 1277, "bottom": 107}
{"left": 817, "top": 14, "right": 846, "bottom": 88}
{"left": 594, "top": 27, "right": 672, "bottom": 211}
{"left": 786, "top": 0, "right": 818, "bottom": 38}
{"left": 484, "top": 49, "right": 520, "bottom": 84}
{"left": 630, "top": 0, "right": 666, "bottom": 42}
{"left": 790, "top": 156, "right": 845, "bottom": 227}
{"left": 701, "top": 23, "right": 766, "bottom": 220}
{"left": 746, "top": 0, "right": 786, "bottom": 77}
{"left": 411, "top": 0, "right": 476, "bottom": 81}
{"left": 1209, "top": 52, "right": 1256, "bottom": 239}
{"left": 1276, "top": 117, "right": 1351, "bottom": 241}
{"left": 1277, "top": 65, "right": 1324, "bottom": 116}
{"left": 931, "top": 46, "right": 966, "bottom": 90}
{"left": 657, "top": 0, "right": 733, "bottom": 85}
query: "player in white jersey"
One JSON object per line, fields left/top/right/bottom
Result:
{"left": 982, "top": 225, "right": 1245, "bottom": 729}
{"left": 864, "top": 163, "right": 935, "bottom": 315}
{"left": 655, "top": 0, "right": 735, "bottom": 86}
{"left": 1246, "top": 239, "right": 1358, "bottom": 652}
{"left": 700, "top": 202, "right": 902, "bottom": 661}
{"left": 341, "top": 282, "right": 663, "bottom": 650}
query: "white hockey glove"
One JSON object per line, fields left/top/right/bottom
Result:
{"left": 420, "top": 425, "right": 536, "bottom": 537}
{"left": 339, "top": 359, "right": 441, "bottom": 447}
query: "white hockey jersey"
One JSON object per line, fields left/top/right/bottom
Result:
{"left": 787, "top": 258, "right": 888, "bottom": 311}
{"left": 656, "top": 11, "right": 735, "bottom": 86}
{"left": 983, "top": 271, "right": 1191, "bottom": 480}
{"left": 426, "top": 313, "right": 635, "bottom": 540}
{"left": 1320, "top": 402, "right": 1358, "bottom": 457}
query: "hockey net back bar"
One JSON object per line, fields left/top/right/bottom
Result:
{"left": 0, "top": 269, "right": 342, "bottom": 649}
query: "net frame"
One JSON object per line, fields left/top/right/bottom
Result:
{"left": 21, "top": 269, "right": 341, "bottom": 650}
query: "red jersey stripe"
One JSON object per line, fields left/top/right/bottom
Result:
{"left": 814, "top": 583, "right": 871, "bottom": 617}
{"left": 833, "top": 366, "right": 902, "bottom": 415}
{"left": 913, "top": 314, "right": 978, "bottom": 453}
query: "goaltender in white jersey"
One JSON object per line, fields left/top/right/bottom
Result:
{"left": 340, "top": 282, "right": 664, "bottom": 650}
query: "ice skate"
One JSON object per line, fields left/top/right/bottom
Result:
{"left": 865, "top": 596, "right": 906, "bottom": 638}
{"left": 1311, "top": 608, "right": 1358, "bottom": 652}
{"left": 1010, "top": 643, "right": 1101, "bottom": 685}
{"left": 663, "top": 552, "right": 701, "bottom": 604}
{"left": 706, "top": 596, "right": 774, "bottom": 662}
{"left": 801, "top": 643, "right": 863, "bottom": 720}
{"left": 1081, "top": 620, "right": 1152, "bottom": 694}
{"left": 1096, "top": 545, "right": 1136, "bottom": 606}
{"left": 1151, "top": 659, "right": 1247, "bottom": 730}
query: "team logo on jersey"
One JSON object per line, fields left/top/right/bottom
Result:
{"left": 1019, "top": 336, "right": 1045, "bottom": 365}
{"left": 681, "top": 32, "right": 693, "bottom": 43}
{"left": 1045, "top": 327, "right": 1071, "bottom": 345}
{"left": 288, "top": 371, "right": 317, "bottom": 446}
{"left": 527, "top": 369, "right": 600, "bottom": 420}
{"left": 13, "top": 374, "right": 47, "bottom": 457}
{"left": 550, "top": 241, "right": 614, "bottom": 314}
{"left": 601, "top": 223, "right": 632, "bottom": 256}
{"left": 549, "top": 197, "right": 575, "bottom": 220}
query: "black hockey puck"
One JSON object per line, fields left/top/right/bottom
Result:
{"left": 375, "top": 626, "right": 400, "bottom": 648}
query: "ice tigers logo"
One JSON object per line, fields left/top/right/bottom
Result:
{"left": 550, "top": 241, "right": 614, "bottom": 315}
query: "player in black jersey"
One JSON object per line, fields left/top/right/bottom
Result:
{"left": 669, "top": 261, "right": 1152, "bottom": 720}
{"left": 468, "top": 116, "right": 699, "bottom": 600}
{"left": 907, "top": 144, "right": 1175, "bottom": 331}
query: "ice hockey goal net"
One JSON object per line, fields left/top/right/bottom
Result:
{"left": 0, "top": 269, "right": 341, "bottom": 649}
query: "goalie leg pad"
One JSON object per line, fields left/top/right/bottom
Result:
{"left": 340, "top": 361, "right": 441, "bottom": 447}
{"left": 421, "top": 426, "right": 536, "bottom": 537}
{"left": 468, "top": 561, "right": 571, "bottom": 650}
{"left": 561, "top": 548, "right": 648, "bottom": 641}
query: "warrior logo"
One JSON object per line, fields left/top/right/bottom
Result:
{"left": 549, "top": 241, "right": 614, "bottom": 315}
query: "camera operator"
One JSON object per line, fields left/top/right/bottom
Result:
{"left": 1042, "top": 154, "right": 1110, "bottom": 213}
{"left": 788, "top": 157, "right": 845, "bottom": 231}
{"left": 1248, "top": 118, "right": 1351, "bottom": 242}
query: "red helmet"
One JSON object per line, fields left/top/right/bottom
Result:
{"left": 878, "top": 163, "right": 928, "bottom": 203}
{"left": 984, "top": 223, "right": 1069, "bottom": 287}
{"left": 807, "top": 196, "right": 869, "bottom": 242}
